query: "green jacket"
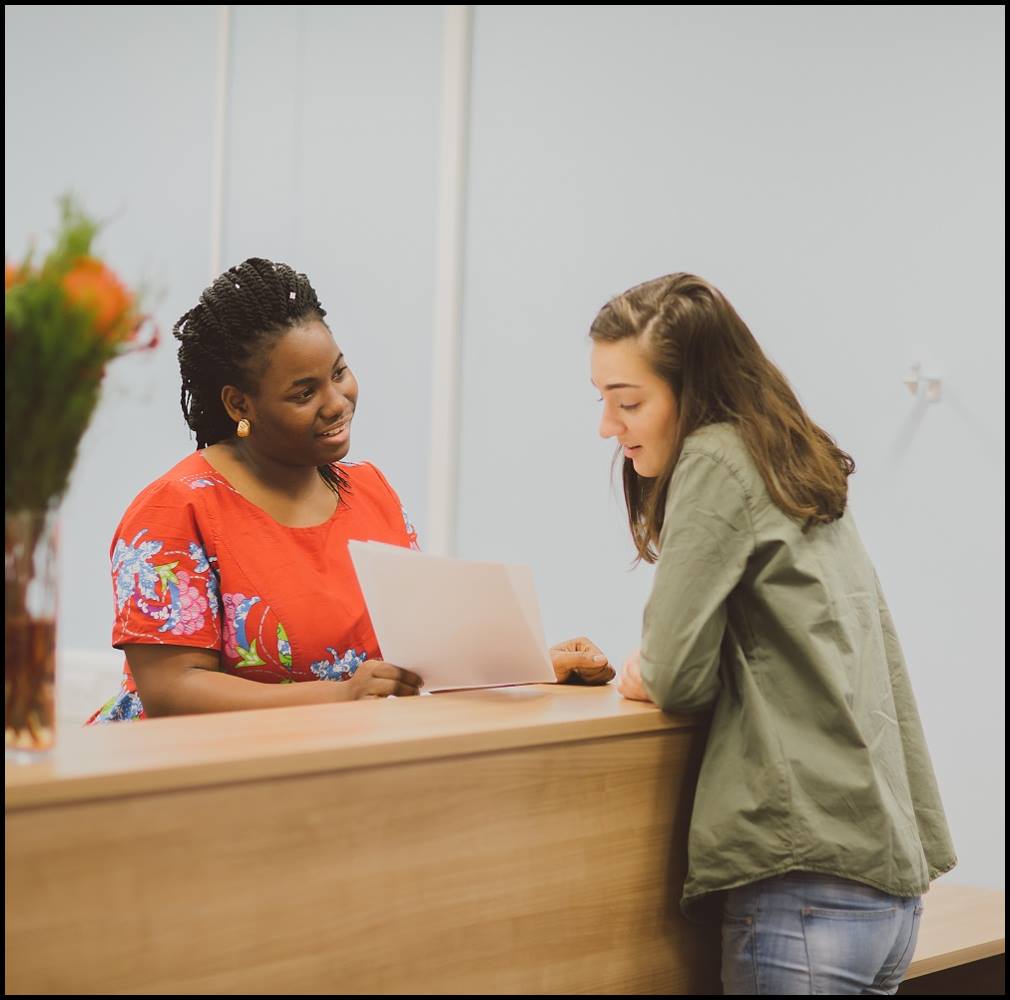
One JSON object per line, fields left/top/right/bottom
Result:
{"left": 638, "top": 422, "right": 958, "bottom": 926}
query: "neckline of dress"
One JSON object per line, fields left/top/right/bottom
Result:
{"left": 194, "top": 450, "right": 345, "bottom": 531}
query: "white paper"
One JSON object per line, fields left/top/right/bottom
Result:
{"left": 347, "top": 540, "right": 556, "bottom": 692}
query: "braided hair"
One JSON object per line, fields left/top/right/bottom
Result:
{"left": 174, "top": 257, "right": 349, "bottom": 499}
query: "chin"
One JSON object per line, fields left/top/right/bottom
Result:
{"left": 311, "top": 439, "right": 351, "bottom": 465}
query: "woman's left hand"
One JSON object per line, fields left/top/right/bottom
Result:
{"left": 617, "top": 647, "right": 652, "bottom": 703}
{"left": 549, "top": 636, "right": 615, "bottom": 684}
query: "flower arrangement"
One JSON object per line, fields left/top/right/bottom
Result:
{"left": 5, "top": 193, "right": 157, "bottom": 510}
{"left": 5, "top": 192, "right": 157, "bottom": 754}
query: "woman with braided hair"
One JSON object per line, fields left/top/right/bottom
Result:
{"left": 87, "top": 258, "right": 612, "bottom": 722}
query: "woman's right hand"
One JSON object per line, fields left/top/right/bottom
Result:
{"left": 344, "top": 660, "right": 424, "bottom": 699}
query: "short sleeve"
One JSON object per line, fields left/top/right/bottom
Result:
{"left": 110, "top": 485, "right": 223, "bottom": 652}
{"left": 639, "top": 450, "right": 754, "bottom": 713}
{"left": 365, "top": 463, "right": 421, "bottom": 551}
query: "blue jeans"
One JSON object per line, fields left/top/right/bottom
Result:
{"left": 721, "top": 870, "right": 924, "bottom": 994}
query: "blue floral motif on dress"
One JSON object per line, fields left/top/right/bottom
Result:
{"left": 112, "top": 529, "right": 163, "bottom": 611}
{"left": 91, "top": 688, "right": 144, "bottom": 724}
{"left": 223, "top": 593, "right": 265, "bottom": 666}
{"left": 188, "top": 542, "right": 220, "bottom": 619}
{"left": 401, "top": 506, "right": 420, "bottom": 550}
{"left": 189, "top": 542, "right": 211, "bottom": 573}
{"left": 155, "top": 569, "right": 184, "bottom": 633}
{"left": 113, "top": 529, "right": 217, "bottom": 638}
{"left": 178, "top": 472, "right": 221, "bottom": 491}
{"left": 277, "top": 623, "right": 293, "bottom": 669}
{"left": 310, "top": 647, "right": 369, "bottom": 681}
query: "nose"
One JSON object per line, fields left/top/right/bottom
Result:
{"left": 598, "top": 407, "right": 624, "bottom": 440}
{"left": 321, "top": 378, "right": 352, "bottom": 421}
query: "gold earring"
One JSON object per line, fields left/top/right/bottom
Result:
{"left": 236, "top": 418, "right": 251, "bottom": 438}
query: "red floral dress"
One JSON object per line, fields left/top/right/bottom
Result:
{"left": 85, "top": 453, "right": 419, "bottom": 723}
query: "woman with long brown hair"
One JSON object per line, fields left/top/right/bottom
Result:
{"left": 589, "top": 273, "right": 957, "bottom": 994}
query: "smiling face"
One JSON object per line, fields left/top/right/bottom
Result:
{"left": 221, "top": 318, "right": 359, "bottom": 466}
{"left": 591, "top": 337, "right": 678, "bottom": 478}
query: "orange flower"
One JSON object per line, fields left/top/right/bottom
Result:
{"left": 60, "top": 255, "right": 135, "bottom": 341}
{"left": 5, "top": 259, "right": 29, "bottom": 290}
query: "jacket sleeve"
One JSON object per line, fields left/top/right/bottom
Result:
{"left": 639, "top": 449, "right": 754, "bottom": 713}
{"left": 872, "top": 568, "right": 959, "bottom": 874}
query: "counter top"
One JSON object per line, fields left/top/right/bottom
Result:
{"left": 6, "top": 683, "right": 702, "bottom": 810}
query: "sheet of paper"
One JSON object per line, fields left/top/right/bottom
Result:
{"left": 347, "top": 540, "right": 556, "bottom": 692}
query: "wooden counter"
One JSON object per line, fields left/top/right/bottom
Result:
{"left": 6, "top": 684, "right": 998, "bottom": 994}
{"left": 6, "top": 684, "right": 720, "bottom": 994}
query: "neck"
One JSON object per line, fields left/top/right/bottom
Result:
{"left": 225, "top": 438, "right": 325, "bottom": 500}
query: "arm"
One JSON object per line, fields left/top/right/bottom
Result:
{"left": 638, "top": 450, "right": 754, "bottom": 713}
{"left": 125, "top": 645, "right": 421, "bottom": 717}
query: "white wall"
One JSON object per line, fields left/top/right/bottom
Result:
{"left": 5, "top": 4, "right": 442, "bottom": 717}
{"left": 456, "top": 5, "right": 1003, "bottom": 896}
{"left": 6, "top": 5, "right": 1003, "bottom": 893}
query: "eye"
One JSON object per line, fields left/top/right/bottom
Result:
{"left": 332, "top": 366, "right": 348, "bottom": 381}
{"left": 295, "top": 387, "right": 314, "bottom": 401}
{"left": 620, "top": 403, "right": 641, "bottom": 411}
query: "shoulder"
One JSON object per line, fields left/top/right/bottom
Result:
{"left": 334, "top": 460, "right": 401, "bottom": 502}
{"left": 681, "top": 421, "right": 750, "bottom": 466}
{"left": 338, "top": 461, "right": 419, "bottom": 549}
{"left": 116, "top": 453, "right": 221, "bottom": 535}
{"left": 675, "top": 423, "right": 758, "bottom": 503}
{"left": 126, "top": 452, "right": 221, "bottom": 499}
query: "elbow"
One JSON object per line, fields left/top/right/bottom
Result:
{"left": 136, "top": 686, "right": 168, "bottom": 718}
{"left": 131, "top": 676, "right": 177, "bottom": 719}
{"left": 640, "top": 656, "right": 720, "bottom": 715}
{"left": 665, "top": 692, "right": 719, "bottom": 715}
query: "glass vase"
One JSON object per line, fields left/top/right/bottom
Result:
{"left": 5, "top": 503, "right": 59, "bottom": 761}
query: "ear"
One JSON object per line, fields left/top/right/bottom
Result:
{"left": 220, "top": 384, "right": 251, "bottom": 423}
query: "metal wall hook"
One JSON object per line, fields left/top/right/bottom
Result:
{"left": 903, "top": 361, "right": 943, "bottom": 402}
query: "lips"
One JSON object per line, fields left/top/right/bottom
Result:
{"left": 317, "top": 419, "right": 351, "bottom": 438}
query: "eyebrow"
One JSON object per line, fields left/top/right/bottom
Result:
{"left": 591, "top": 379, "right": 642, "bottom": 391}
{"left": 287, "top": 354, "right": 344, "bottom": 390}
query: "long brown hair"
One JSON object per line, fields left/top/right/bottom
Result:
{"left": 589, "top": 273, "right": 855, "bottom": 563}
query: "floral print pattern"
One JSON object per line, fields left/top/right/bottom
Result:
{"left": 309, "top": 647, "right": 370, "bottom": 681}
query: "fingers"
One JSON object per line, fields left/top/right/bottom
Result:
{"left": 368, "top": 661, "right": 424, "bottom": 690}
{"left": 552, "top": 651, "right": 615, "bottom": 685}
{"left": 572, "top": 664, "right": 616, "bottom": 685}
{"left": 553, "top": 636, "right": 606, "bottom": 655}
{"left": 362, "top": 677, "right": 421, "bottom": 698}
{"left": 553, "top": 650, "right": 610, "bottom": 670}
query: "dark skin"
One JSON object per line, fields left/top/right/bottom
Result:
{"left": 126, "top": 319, "right": 613, "bottom": 717}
